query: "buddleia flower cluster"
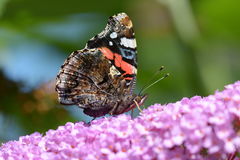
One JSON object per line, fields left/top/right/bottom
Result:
{"left": 1, "top": 81, "right": 240, "bottom": 160}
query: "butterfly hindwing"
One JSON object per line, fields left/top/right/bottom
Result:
{"left": 56, "top": 13, "right": 147, "bottom": 117}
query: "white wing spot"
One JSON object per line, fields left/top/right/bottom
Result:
{"left": 109, "top": 41, "right": 113, "bottom": 46}
{"left": 120, "top": 37, "right": 137, "bottom": 49}
{"left": 110, "top": 65, "right": 121, "bottom": 77}
{"left": 110, "top": 32, "right": 117, "bottom": 39}
{"left": 132, "top": 66, "right": 137, "bottom": 74}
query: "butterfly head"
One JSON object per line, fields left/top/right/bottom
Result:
{"left": 123, "top": 94, "right": 148, "bottom": 114}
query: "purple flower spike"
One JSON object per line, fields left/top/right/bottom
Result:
{"left": 1, "top": 81, "right": 240, "bottom": 160}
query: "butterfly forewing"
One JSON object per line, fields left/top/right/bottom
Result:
{"left": 56, "top": 13, "right": 146, "bottom": 117}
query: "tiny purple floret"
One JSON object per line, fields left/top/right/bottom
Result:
{"left": 1, "top": 81, "right": 240, "bottom": 160}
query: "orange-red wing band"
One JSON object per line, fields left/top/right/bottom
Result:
{"left": 99, "top": 47, "right": 134, "bottom": 80}
{"left": 114, "top": 53, "right": 122, "bottom": 68}
{"left": 99, "top": 47, "right": 114, "bottom": 60}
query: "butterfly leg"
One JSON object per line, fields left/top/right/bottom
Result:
{"left": 131, "top": 109, "right": 134, "bottom": 119}
{"left": 86, "top": 117, "right": 96, "bottom": 126}
{"left": 133, "top": 99, "right": 143, "bottom": 112}
{"left": 130, "top": 100, "right": 142, "bottom": 119}
{"left": 109, "top": 101, "right": 120, "bottom": 115}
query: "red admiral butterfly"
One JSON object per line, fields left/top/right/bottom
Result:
{"left": 56, "top": 13, "right": 147, "bottom": 117}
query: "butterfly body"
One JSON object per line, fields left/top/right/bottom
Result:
{"left": 56, "top": 13, "right": 147, "bottom": 117}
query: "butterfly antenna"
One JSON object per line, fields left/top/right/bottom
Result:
{"left": 139, "top": 66, "right": 164, "bottom": 91}
{"left": 139, "top": 66, "right": 169, "bottom": 95}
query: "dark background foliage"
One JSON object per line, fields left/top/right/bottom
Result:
{"left": 0, "top": 0, "right": 240, "bottom": 143}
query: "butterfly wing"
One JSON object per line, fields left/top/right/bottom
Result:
{"left": 56, "top": 13, "right": 142, "bottom": 117}
{"left": 87, "top": 13, "right": 138, "bottom": 93}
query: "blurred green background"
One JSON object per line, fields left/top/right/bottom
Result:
{"left": 0, "top": 0, "right": 240, "bottom": 143}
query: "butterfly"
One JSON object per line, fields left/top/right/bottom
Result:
{"left": 56, "top": 13, "right": 147, "bottom": 117}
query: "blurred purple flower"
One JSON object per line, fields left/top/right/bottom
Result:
{"left": 1, "top": 81, "right": 240, "bottom": 160}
